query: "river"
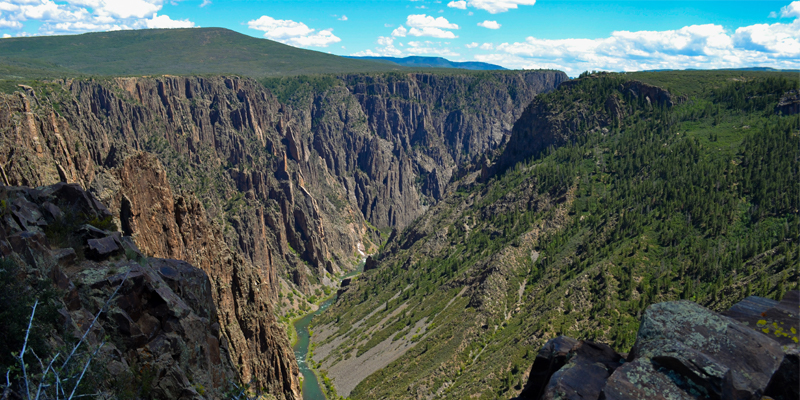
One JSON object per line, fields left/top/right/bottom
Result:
{"left": 293, "top": 297, "right": 335, "bottom": 400}
{"left": 293, "top": 264, "right": 364, "bottom": 399}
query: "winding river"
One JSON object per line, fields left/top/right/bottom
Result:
{"left": 293, "top": 264, "right": 364, "bottom": 399}
{"left": 293, "top": 297, "right": 335, "bottom": 400}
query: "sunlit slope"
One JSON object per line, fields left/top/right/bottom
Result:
{"left": 311, "top": 70, "right": 799, "bottom": 400}
{"left": 0, "top": 27, "right": 401, "bottom": 78}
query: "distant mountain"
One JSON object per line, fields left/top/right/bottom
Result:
{"left": 0, "top": 27, "right": 406, "bottom": 79}
{"left": 348, "top": 56, "right": 506, "bottom": 70}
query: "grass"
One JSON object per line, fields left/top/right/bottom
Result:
{"left": 0, "top": 28, "right": 406, "bottom": 79}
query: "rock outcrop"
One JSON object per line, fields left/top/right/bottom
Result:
{"left": 495, "top": 77, "right": 677, "bottom": 174}
{"left": 516, "top": 292, "right": 798, "bottom": 400}
{"left": 0, "top": 183, "right": 237, "bottom": 399}
{"left": 776, "top": 90, "right": 799, "bottom": 115}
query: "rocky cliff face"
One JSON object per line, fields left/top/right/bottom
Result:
{"left": 0, "top": 182, "right": 238, "bottom": 399}
{"left": 0, "top": 70, "right": 565, "bottom": 397}
{"left": 496, "top": 77, "right": 676, "bottom": 173}
{"left": 92, "top": 153, "right": 299, "bottom": 399}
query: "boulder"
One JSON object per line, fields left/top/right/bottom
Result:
{"left": 724, "top": 291, "right": 799, "bottom": 347}
{"left": 764, "top": 349, "right": 799, "bottom": 400}
{"left": 518, "top": 295, "right": 796, "bottom": 400}
{"left": 539, "top": 340, "right": 623, "bottom": 400}
{"left": 622, "top": 301, "right": 784, "bottom": 399}
{"left": 86, "top": 235, "right": 122, "bottom": 260}
{"left": 517, "top": 336, "right": 578, "bottom": 399}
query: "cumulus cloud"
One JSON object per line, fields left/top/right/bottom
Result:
{"left": 781, "top": 1, "right": 800, "bottom": 17}
{"left": 140, "top": 13, "right": 194, "bottom": 29}
{"left": 2, "top": 33, "right": 10, "bottom": 37}
{"left": 447, "top": 1, "right": 466, "bottom": 9}
{"left": 0, "top": 0, "right": 196, "bottom": 34}
{"left": 409, "top": 27, "right": 456, "bottom": 38}
{"left": 477, "top": 20, "right": 500, "bottom": 29}
{"left": 353, "top": 36, "right": 458, "bottom": 57}
{"left": 351, "top": 35, "right": 402, "bottom": 56}
{"left": 478, "top": 18, "right": 800, "bottom": 75}
{"left": 465, "top": 41, "right": 478, "bottom": 48}
{"left": 247, "top": 15, "right": 341, "bottom": 47}
{"left": 338, "top": 14, "right": 348, "bottom": 21}
{"left": 0, "top": 18, "right": 23, "bottom": 29}
{"left": 392, "top": 14, "right": 458, "bottom": 38}
{"left": 200, "top": 0, "right": 211, "bottom": 7}
{"left": 480, "top": 42, "right": 493, "bottom": 49}
{"left": 460, "top": 0, "right": 536, "bottom": 14}
{"left": 392, "top": 25, "right": 408, "bottom": 37}
{"left": 733, "top": 19, "right": 800, "bottom": 55}
{"left": 406, "top": 14, "right": 458, "bottom": 29}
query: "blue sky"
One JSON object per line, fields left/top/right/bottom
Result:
{"left": 1, "top": 0, "right": 799, "bottom": 74}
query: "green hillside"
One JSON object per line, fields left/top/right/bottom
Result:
{"left": 312, "top": 70, "right": 799, "bottom": 399}
{"left": 0, "top": 27, "right": 403, "bottom": 79}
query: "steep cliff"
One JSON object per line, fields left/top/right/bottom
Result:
{"left": 0, "top": 182, "right": 238, "bottom": 399}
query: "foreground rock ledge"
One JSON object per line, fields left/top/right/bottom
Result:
{"left": 516, "top": 291, "right": 799, "bottom": 400}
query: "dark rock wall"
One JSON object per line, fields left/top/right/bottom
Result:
{"left": 0, "top": 183, "right": 238, "bottom": 399}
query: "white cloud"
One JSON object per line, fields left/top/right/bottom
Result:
{"left": 465, "top": 41, "right": 478, "bottom": 48}
{"left": 392, "top": 25, "right": 408, "bottom": 37}
{"left": 733, "top": 19, "right": 800, "bottom": 55}
{"left": 354, "top": 36, "right": 459, "bottom": 57}
{"left": 406, "top": 40, "right": 460, "bottom": 56}
{"left": 0, "top": 18, "right": 23, "bottom": 29}
{"left": 480, "top": 42, "right": 493, "bottom": 49}
{"left": 0, "top": 0, "right": 198, "bottom": 35}
{"left": 447, "top": 1, "right": 466, "bottom": 9}
{"left": 377, "top": 36, "right": 394, "bottom": 46}
{"left": 384, "top": 23, "right": 393, "bottom": 27}
{"left": 408, "top": 27, "right": 457, "bottom": 38}
{"left": 2, "top": 33, "right": 10, "bottom": 37}
{"left": 351, "top": 35, "right": 402, "bottom": 56}
{"left": 477, "top": 20, "right": 500, "bottom": 29}
{"left": 338, "top": 14, "right": 348, "bottom": 21}
{"left": 140, "top": 12, "right": 194, "bottom": 28}
{"left": 482, "top": 19, "right": 800, "bottom": 75}
{"left": 393, "top": 14, "right": 458, "bottom": 38}
{"left": 781, "top": 1, "right": 800, "bottom": 18}
{"left": 466, "top": 0, "right": 536, "bottom": 14}
{"left": 247, "top": 15, "right": 341, "bottom": 47}
{"left": 406, "top": 14, "right": 458, "bottom": 29}
{"left": 0, "top": 2, "right": 20, "bottom": 12}
{"left": 769, "top": 11, "right": 778, "bottom": 18}
{"left": 200, "top": 0, "right": 211, "bottom": 7}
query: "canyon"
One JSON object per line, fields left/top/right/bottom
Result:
{"left": 0, "top": 69, "right": 565, "bottom": 398}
